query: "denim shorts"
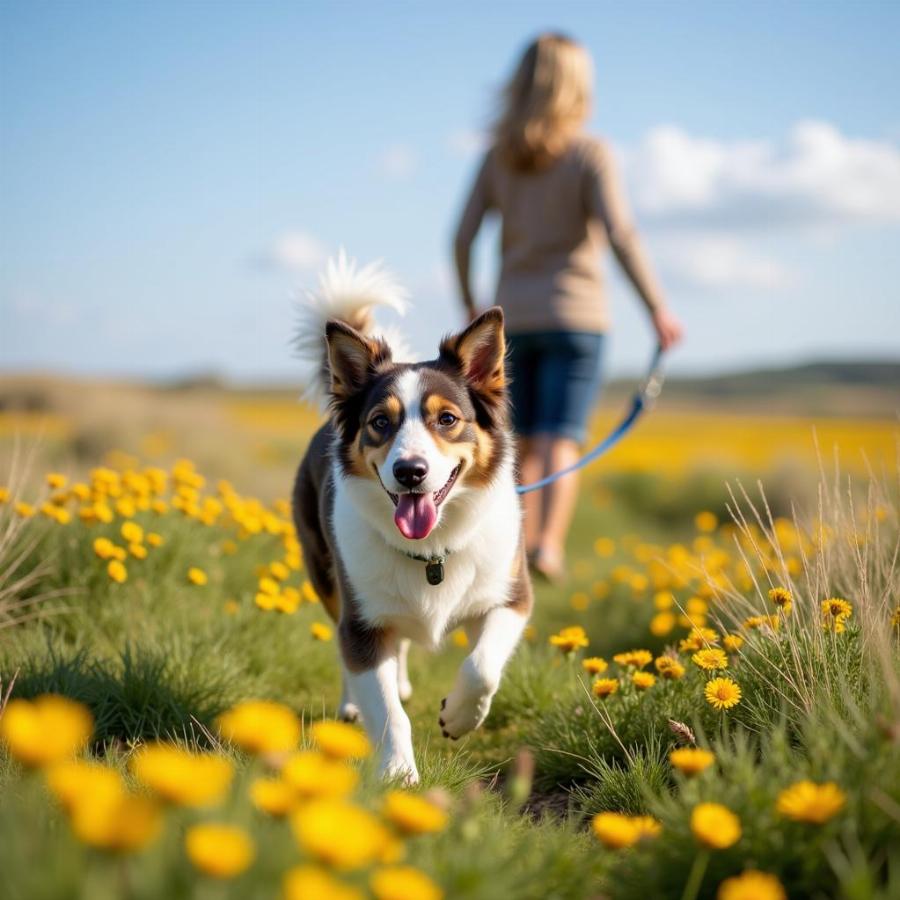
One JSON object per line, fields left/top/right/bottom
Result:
{"left": 506, "top": 331, "right": 606, "bottom": 444}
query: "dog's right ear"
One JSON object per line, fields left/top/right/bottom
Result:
{"left": 325, "top": 320, "right": 392, "bottom": 401}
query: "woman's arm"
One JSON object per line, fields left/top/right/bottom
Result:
{"left": 453, "top": 153, "right": 493, "bottom": 320}
{"left": 588, "top": 143, "right": 683, "bottom": 350}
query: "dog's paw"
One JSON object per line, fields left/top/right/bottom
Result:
{"left": 438, "top": 679, "right": 495, "bottom": 740}
{"left": 338, "top": 701, "right": 360, "bottom": 723}
{"left": 398, "top": 677, "right": 413, "bottom": 703}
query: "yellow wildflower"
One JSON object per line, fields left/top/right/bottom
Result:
{"left": 312, "top": 720, "right": 372, "bottom": 760}
{"left": 549, "top": 625, "right": 589, "bottom": 653}
{"left": 292, "top": 799, "right": 391, "bottom": 870}
{"left": 717, "top": 870, "right": 786, "bottom": 900}
{"left": 282, "top": 751, "right": 359, "bottom": 799}
{"left": 582, "top": 657, "right": 608, "bottom": 675}
{"left": 371, "top": 866, "right": 443, "bottom": 900}
{"left": 302, "top": 580, "right": 321, "bottom": 603}
{"left": 0, "top": 695, "right": 93, "bottom": 767}
{"left": 46, "top": 760, "right": 122, "bottom": 812}
{"left": 653, "top": 590, "right": 675, "bottom": 610}
{"left": 594, "top": 537, "right": 615, "bottom": 557}
{"left": 695, "top": 511, "right": 718, "bottom": 532}
{"left": 451, "top": 629, "right": 469, "bottom": 648}
{"left": 723, "top": 633, "right": 744, "bottom": 653}
{"left": 650, "top": 612, "right": 676, "bottom": 636}
{"left": 250, "top": 777, "right": 297, "bottom": 816}
{"left": 107, "top": 559, "right": 127, "bottom": 583}
{"left": 632, "top": 816, "right": 662, "bottom": 839}
{"left": 185, "top": 824, "right": 255, "bottom": 878}
{"left": 130, "top": 743, "right": 233, "bottom": 807}
{"left": 705, "top": 677, "right": 742, "bottom": 711}
{"left": 691, "top": 802, "right": 741, "bottom": 849}
{"left": 129, "top": 542, "right": 147, "bottom": 559}
{"left": 743, "top": 614, "right": 780, "bottom": 631}
{"left": 70, "top": 790, "right": 162, "bottom": 852}
{"left": 613, "top": 649, "right": 653, "bottom": 669}
{"left": 311, "top": 622, "right": 333, "bottom": 641}
{"left": 120, "top": 521, "right": 144, "bottom": 544}
{"left": 591, "top": 812, "right": 640, "bottom": 849}
{"left": 46, "top": 472, "right": 68, "bottom": 489}
{"left": 284, "top": 866, "right": 365, "bottom": 900}
{"left": 670, "top": 748, "right": 715, "bottom": 776}
{"left": 592, "top": 678, "right": 619, "bottom": 699}
{"left": 692, "top": 648, "right": 729, "bottom": 671}
{"left": 0, "top": 486, "right": 10, "bottom": 503}
{"left": 146, "top": 532, "right": 164, "bottom": 547}
{"left": 187, "top": 567, "right": 208, "bottom": 586}
{"left": 216, "top": 700, "right": 301, "bottom": 754}
{"left": 382, "top": 791, "right": 448, "bottom": 835}
{"left": 822, "top": 598, "right": 852, "bottom": 631}
{"left": 255, "top": 592, "right": 277, "bottom": 611}
{"left": 768, "top": 587, "right": 792, "bottom": 614}
{"left": 654, "top": 656, "right": 685, "bottom": 680}
{"left": 632, "top": 671, "right": 656, "bottom": 690}
{"left": 15, "top": 501, "right": 35, "bottom": 518}
{"left": 776, "top": 780, "right": 846, "bottom": 824}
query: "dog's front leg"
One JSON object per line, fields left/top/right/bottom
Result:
{"left": 340, "top": 619, "right": 418, "bottom": 783}
{"left": 440, "top": 602, "right": 527, "bottom": 740}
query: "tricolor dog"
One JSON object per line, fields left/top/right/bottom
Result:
{"left": 292, "top": 255, "right": 532, "bottom": 782}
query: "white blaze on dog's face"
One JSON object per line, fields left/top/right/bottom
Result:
{"left": 325, "top": 309, "right": 508, "bottom": 541}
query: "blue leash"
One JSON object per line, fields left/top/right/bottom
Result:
{"left": 515, "top": 345, "right": 666, "bottom": 495}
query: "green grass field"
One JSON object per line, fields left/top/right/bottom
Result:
{"left": 0, "top": 379, "right": 898, "bottom": 899}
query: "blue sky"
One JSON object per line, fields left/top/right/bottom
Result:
{"left": 2, "top": 0, "right": 899, "bottom": 380}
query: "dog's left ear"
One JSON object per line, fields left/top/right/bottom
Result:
{"left": 440, "top": 307, "right": 506, "bottom": 400}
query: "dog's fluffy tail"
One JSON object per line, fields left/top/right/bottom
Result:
{"left": 293, "top": 250, "right": 410, "bottom": 408}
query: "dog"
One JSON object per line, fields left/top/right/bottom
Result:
{"left": 291, "top": 254, "right": 532, "bottom": 782}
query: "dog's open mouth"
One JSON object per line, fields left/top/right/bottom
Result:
{"left": 381, "top": 465, "right": 461, "bottom": 541}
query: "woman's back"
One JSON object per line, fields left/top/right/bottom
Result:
{"left": 457, "top": 134, "right": 665, "bottom": 334}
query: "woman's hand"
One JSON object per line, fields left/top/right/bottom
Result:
{"left": 651, "top": 307, "right": 684, "bottom": 351}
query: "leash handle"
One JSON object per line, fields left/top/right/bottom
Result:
{"left": 515, "top": 345, "right": 665, "bottom": 495}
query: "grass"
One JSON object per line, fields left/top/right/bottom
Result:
{"left": 0, "top": 403, "right": 898, "bottom": 898}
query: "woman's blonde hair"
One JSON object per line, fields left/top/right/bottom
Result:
{"left": 494, "top": 34, "right": 593, "bottom": 172}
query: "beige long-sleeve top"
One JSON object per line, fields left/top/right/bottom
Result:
{"left": 454, "top": 134, "right": 665, "bottom": 334}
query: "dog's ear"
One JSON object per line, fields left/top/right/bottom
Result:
{"left": 440, "top": 307, "right": 506, "bottom": 402}
{"left": 325, "top": 320, "right": 391, "bottom": 401}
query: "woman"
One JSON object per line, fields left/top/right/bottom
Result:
{"left": 453, "top": 33, "right": 683, "bottom": 581}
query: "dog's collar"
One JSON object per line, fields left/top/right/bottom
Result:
{"left": 396, "top": 546, "right": 453, "bottom": 586}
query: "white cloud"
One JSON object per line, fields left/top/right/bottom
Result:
{"left": 652, "top": 233, "right": 791, "bottom": 291}
{"left": 377, "top": 143, "right": 418, "bottom": 180}
{"left": 261, "top": 231, "right": 327, "bottom": 273}
{"left": 625, "top": 121, "right": 900, "bottom": 228}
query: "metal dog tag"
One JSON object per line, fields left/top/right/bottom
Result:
{"left": 425, "top": 558, "right": 444, "bottom": 586}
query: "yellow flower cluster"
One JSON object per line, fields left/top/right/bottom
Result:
{"left": 591, "top": 811, "right": 662, "bottom": 849}
{"left": 548, "top": 625, "right": 589, "bottom": 653}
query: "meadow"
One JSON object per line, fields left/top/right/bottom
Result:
{"left": 0, "top": 375, "right": 898, "bottom": 900}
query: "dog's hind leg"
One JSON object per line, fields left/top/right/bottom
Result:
{"left": 338, "top": 666, "right": 360, "bottom": 722}
{"left": 396, "top": 638, "right": 413, "bottom": 702}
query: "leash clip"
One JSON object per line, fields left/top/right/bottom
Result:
{"left": 640, "top": 369, "right": 665, "bottom": 409}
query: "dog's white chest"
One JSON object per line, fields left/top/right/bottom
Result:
{"left": 332, "top": 474, "right": 521, "bottom": 647}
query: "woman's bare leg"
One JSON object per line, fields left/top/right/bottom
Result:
{"left": 532, "top": 435, "right": 580, "bottom": 576}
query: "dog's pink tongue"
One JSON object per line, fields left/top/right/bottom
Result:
{"left": 394, "top": 492, "right": 437, "bottom": 540}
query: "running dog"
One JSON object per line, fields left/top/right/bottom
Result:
{"left": 292, "top": 255, "right": 532, "bottom": 782}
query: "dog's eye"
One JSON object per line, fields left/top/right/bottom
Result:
{"left": 438, "top": 411, "right": 458, "bottom": 427}
{"left": 370, "top": 414, "right": 390, "bottom": 431}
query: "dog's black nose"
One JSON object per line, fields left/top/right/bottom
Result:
{"left": 393, "top": 457, "right": 428, "bottom": 488}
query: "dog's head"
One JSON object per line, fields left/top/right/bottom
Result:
{"left": 326, "top": 308, "right": 509, "bottom": 540}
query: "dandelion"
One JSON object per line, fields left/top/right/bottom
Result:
{"left": 692, "top": 648, "right": 728, "bottom": 671}
{"left": 46, "top": 760, "right": 123, "bottom": 813}
{"left": 717, "top": 870, "right": 786, "bottom": 900}
{"left": 256, "top": 592, "right": 277, "bottom": 611}
{"left": 691, "top": 802, "right": 741, "bottom": 849}
{"left": 312, "top": 720, "right": 372, "bottom": 760}
{"left": 591, "top": 812, "right": 640, "bottom": 849}
{"left": 250, "top": 777, "right": 297, "bottom": 816}
{"left": 0, "top": 695, "right": 93, "bottom": 767}
{"left": 549, "top": 625, "right": 589, "bottom": 653}
{"left": 821, "top": 598, "right": 852, "bottom": 631}
{"left": 613, "top": 649, "right": 653, "bottom": 669}
{"left": 107, "top": 559, "right": 128, "bottom": 583}
{"left": 670, "top": 748, "right": 715, "bottom": 775}
{"left": 121, "top": 521, "right": 144, "bottom": 544}
{"left": 768, "top": 587, "right": 792, "bottom": 614}
{"left": 71, "top": 790, "right": 162, "bottom": 852}
{"left": 130, "top": 744, "right": 233, "bottom": 807}
{"left": 653, "top": 590, "right": 675, "bottom": 610}
{"left": 187, "top": 566, "right": 208, "bottom": 586}
{"left": 582, "top": 657, "right": 608, "bottom": 675}
{"left": 146, "top": 532, "right": 164, "bottom": 547}
{"left": 216, "top": 700, "right": 301, "bottom": 754}
{"left": 282, "top": 751, "right": 359, "bottom": 799}
{"left": 705, "top": 677, "right": 742, "bottom": 711}
{"left": 292, "top": 799, "right": 391, "bottom": 870}
{"left": 284, "top": 866, "right": 365, "bottom": 900}
{"left": 382, "top": 791, "right": 448, "bottom": 835}
{"left": 592, "top": 678, "right": 619, "bottom": 699}
{"left": 655, "top": 656, "right": 685, "bottom": 679}
{"left": 129, "top": 542, "right": 147, "bottom": 559}
{"left": 185, "top": 824, "right": 255, "bottom": 878}
{"left": 371, "top": 866, "right": 443, "bottom": 900}
{"left": 632, "top": 671, "right": 656, "bottom": 690}
{"left": 776, "top": 780, "right": 846, "bottom": 824}
{"left": 695, "top": 511, "right": 718, "bottom": 532}
{"left": 723, "top": 633, "right": 744, "bottom": 653}
{"left": 311, "top": 622, "right": 333, "bottom": 641}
